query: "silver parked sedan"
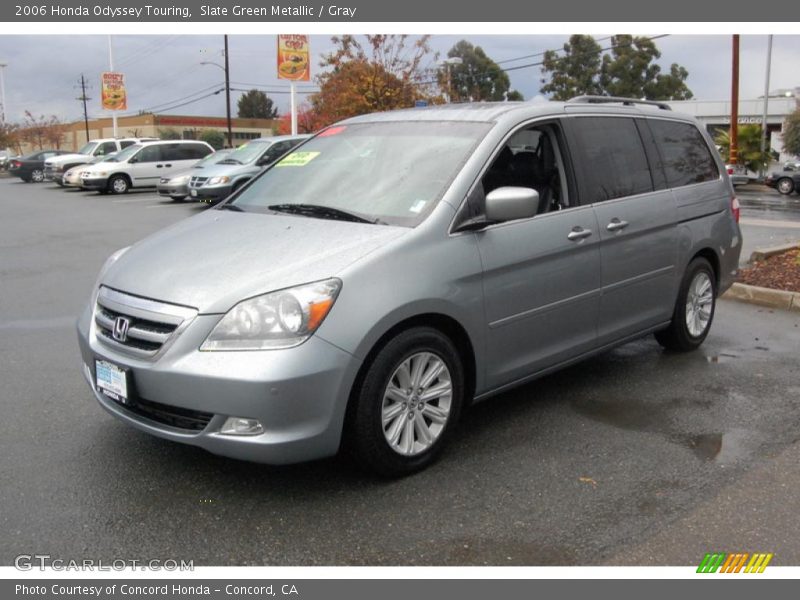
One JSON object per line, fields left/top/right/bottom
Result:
{"left": 156, "top": 148, "right": 234, "bottom": 201}
{"left": 77, "top": 99, "right": 742, "bottom": 476}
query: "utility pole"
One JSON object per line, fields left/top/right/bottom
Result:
{"left": 224, "top": 34, "right": 232, "bottom": 148}
{"left": 729, "top": 34, "right": 740, "bottom": 166}
{"left": 76, "top": 74, "right": 91, "bottom": 143}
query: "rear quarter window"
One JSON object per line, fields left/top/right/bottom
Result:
{"left": 648, "top": 119, "right": 719, "bottom": 188}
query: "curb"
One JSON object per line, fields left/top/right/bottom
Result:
{"left": 723, "top": 282, "right": 800, "bottom": 312}
{"left": 749, "top": 242, "right": 800, "bottom": 263}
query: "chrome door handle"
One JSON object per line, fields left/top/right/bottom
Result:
{"left": 567, "top": 227, "right": 593, "bottom": 241}
{"left": 606, "top": 218, "right": 630, "bottom": 232}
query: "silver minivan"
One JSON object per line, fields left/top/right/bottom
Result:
{"left": 77, "top": 98, "right": 742, "bottom": 476}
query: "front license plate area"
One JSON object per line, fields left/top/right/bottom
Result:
{"left": 95, "top": 359, "right": 130, "bottom": 405}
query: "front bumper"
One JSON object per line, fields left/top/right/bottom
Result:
{"left": 158, "top": 182, "right": 190, "bottom": 198}
{"left": 76, "top": 298, "right": 361, "bottom": 464}
{"left": 81, "top": 176, "right": 109, "bottom": 191}
{"left": 188, "top": 184, "right": 233, "bottom": 203}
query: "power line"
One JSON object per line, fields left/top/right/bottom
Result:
{"left": 116, "top": 82, "right": 225, "bottom": 116}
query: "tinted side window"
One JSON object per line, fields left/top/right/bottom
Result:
{"left": 260, "top": 141, "right": 294, "bottom": 163}
{"left": 97, "top": 142, "right": 117, "bottom": 156}
{"left": 571, "top": 117, "right": 653, "bottom": 203}
{"left": 136, "top": 145, "right": 162, "bottom": 162}
{"left": 120, "top": 140, "right": 136, "bottom": 149}
{"left": 190, "top": 143, "right": 213, "bottom": 159}
{"left": 648, "top": 120, "right": 719, "bottom": 188}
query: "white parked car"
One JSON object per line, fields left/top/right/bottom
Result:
{"left": 80, "top": 140, "right": 214, "bottom": 194}
{"left": 44, "top": 137, "right": 157, "bottom": 185}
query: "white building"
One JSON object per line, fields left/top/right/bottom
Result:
{"left": 667, "top": 90, "right": 799, "bottom": 163}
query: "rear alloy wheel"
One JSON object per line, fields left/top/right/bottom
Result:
{"left": 348, "top": 327, "right": 464, "bottom": 477}
{"left": 655, "top": 257, "right": 716, "bottom": 352}
{"left": 776, "top": 178, "right": 795, "bottom": 195}
{"left": 108, "top": 175, "right": 130, "bottom": 195}
{"left": 30, "top": 169, "right": 44, "bottom": 183}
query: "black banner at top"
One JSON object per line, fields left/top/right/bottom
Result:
{"left": 1, "top": 0, "right": 799, "bottom": 22}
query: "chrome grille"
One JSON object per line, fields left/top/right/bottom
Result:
{"left": 189, "top": 176, "right": 208, "bottom": 188}
{"left": 94, "top": 287, "right": 197, "bottom": 359}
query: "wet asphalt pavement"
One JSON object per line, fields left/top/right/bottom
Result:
{"left": 1, "top": 177, "right": 799, "bottom": 566}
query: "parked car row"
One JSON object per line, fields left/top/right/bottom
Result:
{"left": 8, "top": 135, "right": 310, "bottom": 206}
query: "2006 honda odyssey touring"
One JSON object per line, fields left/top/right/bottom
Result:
{"left": 77, "top": 97, "right": 742, "bottom": 476}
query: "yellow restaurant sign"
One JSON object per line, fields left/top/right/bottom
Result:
{"left": 101, "top": 72, "right": 127, "bottom": 111}
{"left": 277, "top": 35, "right": 310, "bottom": 82}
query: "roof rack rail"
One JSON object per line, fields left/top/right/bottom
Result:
{"left": 566, "top": 95, "right": 672, "bottom": 111}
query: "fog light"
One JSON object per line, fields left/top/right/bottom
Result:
{"left": 220, "top": 417, "right": 264, "bottom": 436}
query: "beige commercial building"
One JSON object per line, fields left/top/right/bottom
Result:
{"left": 20, "top": 113, "right": 280, "bottom": 153}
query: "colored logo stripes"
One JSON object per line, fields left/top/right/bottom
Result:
{"left": 697, "top": 552, "right": 774, "bottom": 573}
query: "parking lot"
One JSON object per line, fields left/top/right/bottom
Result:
{"left": 1, "top": 176, "right": 799, "bottom": 566}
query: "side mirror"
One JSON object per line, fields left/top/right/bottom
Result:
{"left": 484, "top": 186, "right": 539, "bottom": 222}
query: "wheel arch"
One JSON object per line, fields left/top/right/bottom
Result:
{"left": 344, "top": 312, "right": 478, "bottom": 425}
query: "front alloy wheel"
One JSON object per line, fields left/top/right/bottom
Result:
{"left": 381, "top": 352, "right": 453, "bottom": 456}
{"left": 108, "top": 175, "right": 129, "bottom": 195}
{"left": 348, "top": 327, "right": 464, "bottom": 476}
{"left": 31, "top": 169, "right": 44, "bottom": 183}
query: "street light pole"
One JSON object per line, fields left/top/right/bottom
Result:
{"left": 223, "top": 35, "right": 232, "bottom": 148}
{"left": 729, "top": 34, "right": 740, "bottom": 166}
{"left": 441, "top": 57, "right": 463, "bottom": 104}
{"left": 759, "top": 35, "right": 773, "bottom": 179}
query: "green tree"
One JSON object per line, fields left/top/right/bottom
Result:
{"left": 200, "top": 129, "right": 225, "bottom": 150}
{"left": 715, "top": 124, "right": 770, "bottom": 173}
{"left": 236, "top": 89, "right": 279, "bottom": 119}
{"left": 540, "top": 35, "right": 603, "bottom": 100}
{"left": 783, "top": 108, "right": 800, "bottom": 157}
{"left": 540, "top": 34, "right": 693, "bottom": 101}
{"left": 157, "top": 127, "right": 181, "bottom": 140}
{"left": 444, "top": 40, "right": 523, "bottom": 102}
{"left": 600, "top": 35, "right": 693, "bottom": 100}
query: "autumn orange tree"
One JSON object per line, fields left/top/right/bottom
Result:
{"left": 309, "top": 35, "right": 440, "bottom": 126}
{"left": 275, "top": 103, "right": 327, "bottom": 135}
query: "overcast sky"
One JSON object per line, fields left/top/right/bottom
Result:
{"left": 0, "top": 34, "right": 797, "bottom": 124}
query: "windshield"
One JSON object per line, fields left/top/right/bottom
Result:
{"left": 196, "top": 149, "right": 232, "bottom": 167}
{"left": 232, "top": 121, "right": 491, "bottom": 227}
{"left": 77, "top": 142, "right": 98, "bottom": 155}
{"left": 106, "top": 144, "right": 142, "bottom": 163}
{"left": 222, "top": 141, "right": 273, "bottom": 164}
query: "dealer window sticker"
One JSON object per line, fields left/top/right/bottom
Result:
{"left": 276, "top": 151, "right": 321, "bottom": 167}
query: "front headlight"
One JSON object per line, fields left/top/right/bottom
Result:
{"left": 200, "top": 279, "right": 341, "bottom": 351}
{"left": 207, "top": 176, "right": 231, "bottom": 185}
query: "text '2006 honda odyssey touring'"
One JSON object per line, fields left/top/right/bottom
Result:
{"left": 77, "top": 97, "right": 742, "bottom": 476}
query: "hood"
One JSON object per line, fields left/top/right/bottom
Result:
{"left": 46, "top": 153, "right": 91, "bottom": 166}
{"left": 102, "top": 210, "right": 408, "bottom": 314}
{"left": 194, "top": 162, "right": 259, "bottom": 179}
{"left": 83, "top": 160, "right": 120, "bottom": 174}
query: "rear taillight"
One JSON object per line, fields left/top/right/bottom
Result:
{"left": 727, "top": 167, "right": 735, "bottom": 175}
{"left": 11, "top": 160, "right": 20, "bottom": 168}
{"left": 731, "top": 196, "right": 740, "bottom": 223}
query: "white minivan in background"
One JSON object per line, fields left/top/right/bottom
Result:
{"left": 80, "top": 140, "right": 214, "bottom": 194}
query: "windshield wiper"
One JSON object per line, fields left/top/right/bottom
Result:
{"left": 217, "top": 203, "right": 244, "bottom": 212}
{"left": 267, "top": 203, "right": 381, "bottom": 224}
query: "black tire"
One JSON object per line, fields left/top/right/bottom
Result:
{"left": 107, "top": 174, "right": 130, "bottom": 195}
{"left": 30, "top": 169, "right": 44, "bottom": 183}
{"left": 55, "top": 179, "right": 64, "bottom": 187}
{"left": 169, "top": 196, "right": 186, "bottom": 202}
{"left": 655, "top": 257, "right": 717, "bottom": 352}
{"left": 20, "top": 176, "right": 31, "bottom": 183}
{"left": 776, "top": 177, "right": 795, "bottom": 195}
{"left": 346, "top": 327, "right": 465, "bottom": 477}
